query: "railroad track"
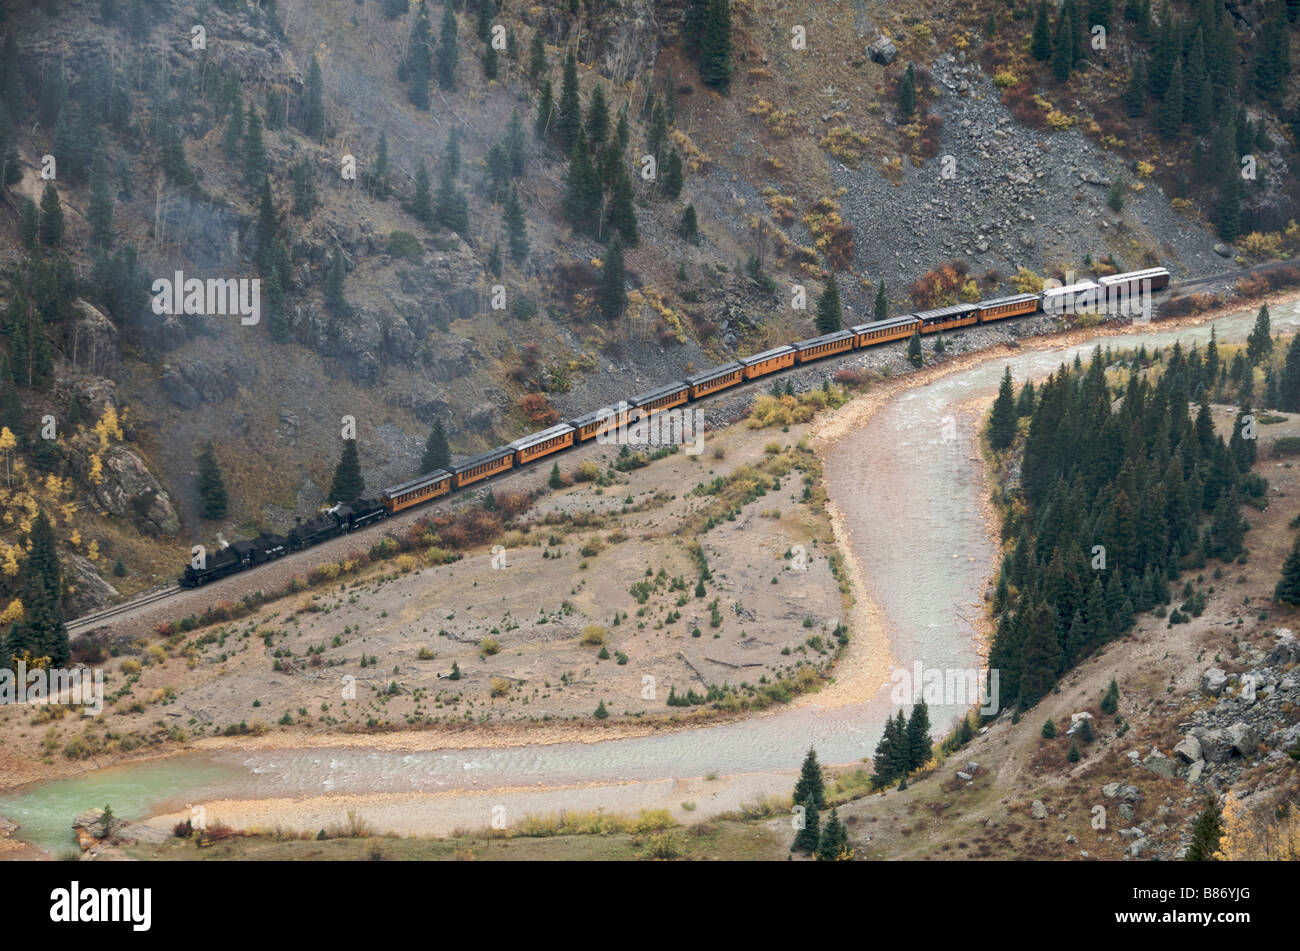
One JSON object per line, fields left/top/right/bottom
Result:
{"left": 66, "top": 584, "right": 180, "bottom": 633}
{"left": 55, "top": 258, "right": 1300, "bottom": 636}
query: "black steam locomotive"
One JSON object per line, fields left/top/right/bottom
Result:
{"left": 179, "top": 498, "right": 388, "bottom": 587}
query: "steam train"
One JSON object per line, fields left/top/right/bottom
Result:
{"left": 178, "top": 267, "right": 1169, "bottom": 587}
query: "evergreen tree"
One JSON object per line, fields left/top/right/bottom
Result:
{"left": 683, "top": 0, "right": 709, "bottom": 61}
{"left": 905, "top": 699, "right": 932, "bottom": 770}
{"left": 1275, "top": 536, "right": 1300, "bottom": 605}
{"left": 224, "top": 94, "right": 244, "bottom": 158}
{"left": 372, "top": 132, "right": 392, "bottom": 200}
{"left": 483, "top": 39, "right": 499, "bottom": 80}
{"left": 411, "top": 160, "right": 435, "bottom": 227}
{"left": 598, "top": 235, "right": 627, "bottom": 321}
{"left": 1149, "top": 3, "right": 1177, "bottom": 98}
{"left": 1280, "top": 333, "right": 1300, "bottom": 411}
{"left": 1246, "top": 305, "right": 1273, "bottom": 365}
{"left": 1089, "top": 0, "right": 1113, "bottom": 30}
{"left": 406, "top": 1, "right": 433, "bottom": 110}
{"left": 549, "top": 461, "right": 563, "bottom": 489}
{"left": 38, "top": 183, "right": 63, "bottom": 247}
{"left": 476, "top": 0, "right": 491, "bottom": 42}
{"left": 679, "top": 204, "right": 698, "bottom": 242}
{"left": 291, "top": 158, "right": 318, "bottom": 219}
{"left": 304, "top": 55, "right": 326, "bottom": 140}
{"left": 698, "top": 0, "right": 734, "bottom": 92}
{"left": 816, "top": 808, "right": 850, "bottom": 861}
{"left": 504, "top": 186, "right": 529, "bottom": 263}
{"left": 535, "top": 78, "right": 555, "bottom": 139}
{"left": 1052, "top": 5, "right": 1074, "bottom": 81}
{"left": 196, "top": 441, "right": 229, "bottom": 520}
{"left": 792, "top": 747, "right": 826, "bottom": 811}
{"left": 506, "top": 110, "right": 526, "bottom": 176}
{"left": 264, "top": 258, "right": 289, "bottom": 344}
{"left": 607, "top": 163, "right": 639, "bottom": 246}
{"left": 20, "top": 197, "right": 38, "bottom": 248}
{"left": 329, "top": 439, "right": 365, "bottom": 502}
{"left": 437, "top": 0, "right": 459, "bottom": 91}
{"left": 561, "top": 136, "right": 601, "bottom": 234}
{"left": 5, "top": 511, "right": 67, "bottom": 667}
{"left": 557, "top": 51, "right": 582, "bottom": 151}
{"left": 421, "top": 418, "right": 451, "bottom": 473}
{"left": 1185, "top": 796, "right": 1223, "bottom": 860}
{"left": 815, "top": 270, "right": 842, "bottom": 333}
{"left": 1124, "top": 58, "right": 1147, "bottom": 118}
{"left": 324, "top": 250, "right": 351, "bottom": 317}
{"left": 243, "top": 107, "right": 268, "bottom": 190}
{"left": 1215, "top": 174, "right": 1241, "bottom": 242}
{"left": 989, "top": 366, "right": 1018, "bottom": 450}
{"left": 435, "top": 163, "right": 469, "bottom": 236}
{"left": 898, "top": 62, "right": 916, "bottom": 118}
{"left": 662, "top": 149, "right": 684, "bottom": 200}
{"left": 528, "top": 29, "right": 547, "bottom": 82}
{"left": 1254, "top": 1, "right": 1291, "bottom": 103}
{"left": 1100, "top": 677, "right": 1120, "bottom": 714}
{"left": 1158, "top": 58, "right": 1184, "bottom": 136}
{"left": 1018, "top": 600, "right": 1062, "bottom": 706}
{"left": 1185, "top": 28, "right": 1208, "bottom": 127}
{"left": 874, "top": 281, "right": 888, "bottom": 321}
{"left": 907, "top": 324, "right": 923, "bottom": 367}
{"left": 586, "top": 83, "right": 609, "bottom": 149}
{"left": 1031, "top": 0, "right": 1054, "bottom": 61}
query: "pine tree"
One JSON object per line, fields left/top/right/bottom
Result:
{"left": 874, "top": 281, "right": 888, "bottom": 321}
{"left": 816, "top": 808, "right": 850, "bottom": 860}
{"left": 1041, "top": 718, "right": 1057, "bottom": 738}
{"left": 483, "top": 39, "right": 499, "bottom": 80}
{"left": 1275, "top": 536, "right": 1300, "bottom": 605}
{"left": 1052, "top": 5, "right": 1074, "bottom": 81}
{"left": 607, "top": 163, "right": 639, "bottom": 246}
{"left": 1100, "top": 677, "right": 1120, "bottom": 714}
{"left": 1185, "top": 796, "right": 1223, "bottom": 860}
{"left": 504, "top": 186, "right": 529, "bottom": 263}
{"left": 1185, "top": 28, "right": 1208, "bottom": 127}
{"left": 561, "top": 136, "right": 601, "bottom": 234}
{"left": 1124, "top": 58, "right": 1147, "bottom": 118}
{"left": 905, "top": 699, "right": 932, "bottom": 770}
{"left": 264, "top": 258, "right": 288, "bottom": 344}
{"left": 586, "top": 83, "right": 609, "bottom": 149}
{"left": 898, "top": 62, "right": 916, "bottom": 118}
{"left": 20, "top": 197, "right": 38, "bottom": 248}
{"left": 907, "top": 324, "right": 923, "bottom": 367}
{"left": 815, "top": 270, "right": 842, "bottom": 333}
{"left": 1158, "top": 58, "right": 1184, "bottom": 137}
{"left": 679, "top": 204, "right": 698, "bottom": 242}
{"left": 548, "top": 461, "right": 562, "bottom": 489}
{"left": 699, "top": 0, "right": 734, "bottom": 92}
{"left": 435, "top": 163, "right": 469, "bottom": 236}
{"left": 324, "top": 250, "right": 351, "bottom": 317}
{"left": 1280, "top": 334, "right": 1300, "bottom": 411}
{"left": 6, "top": 511, "right": 67, "bottom": 666}
{"left": 329, "top": 439, "right": 365, "bottom": 502}
{"left": 662, "top": 149, "right": 683, "bottom": 200}
{"left": 291, "top": 158, "right": 318, "bottom": 219}
{"left": 1089, "top": 0, "right": 1113, "bottom": 30}
{"left": 406, "top": 1, "right": 433, "bottom": 110}
{"left": 223, "top": 94, "right": 244, "bottom": 158}
{"left": 411, "top": 160, "right": 434, "bottom": 227}
{"left": 989, "top": 366, "right": 1018, "bottom": 450}
{"left": 437, "top": 0, "right": 459, "bottom": 91}
{"left": 476, "top": 0, "right": 491, "bottom": 42}
{"left": 304, "top": 55, "right": 326, "bottom": 140}
{"left": 243, "top": 106, "right": 267, "bottom": 190}
{"left": 506, "top": 109, "right": 526, "bottom": 176}
{"left": 1032, "top": 0, "right": 1053, "bottom": 61}
{"left": 1216, "top": 174, "right": 1241, "bottom": 242}
{"left": 38, "top": 183, "right": 63, "bottom": 247}
{"left": 1149, "top": 3, "right": 1177, "bottom": 98}
{"left": 421, "top": 418, "right": 451, "bottom": 473}
{"left": 791, "top": 747, "right": 825, "bottom": 852}
{"left": 535, "top": 78, "right": 555, "bottom": 139}
{"left": 683, "top": 0, "right": 709, "bottom": 61}
{"left": 196, "top": 441, "right": 229, "bottom": 520}
{"left": 557, "top": 51, "right": 582, "bottom": 151}
{"left": 1246, "top": 305, "right": 1273, "bottom": 365}
{"left": 598, "top": 235, "right": 627, "bottom": 321}
{"left": 528, "top": 29, "right": 547, "bottom": 82}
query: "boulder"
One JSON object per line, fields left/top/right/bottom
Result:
{"left": 1202, "top": 667, "right": 1229, "bottom": 696}
{"left": 1267, "top": 629, "right": 1299, "bottom": 667}
{"left": 1143, "top": 750, "right": 1176, "bottom": 778}
{"left": 92, "top": 446, "right": 181, "bottom": 537}
{"left": 1197, "top": 728, "right": 1234, "bottom": 764}
{"left": 1030, "top": 799, "right": 1048, "bottom": 819}
{"left": 1173, "top": 734, "right": 1203, "bottom": 764}
{"left": 63, "top": 552, "right": 120, "bottom": 617}
{"left": 72, "top": 807, "right": 125, "bottom": 849}
{"left": 1224, "top": 721, "right": 1259, "bottom": 758}
{"left": 867, "top": 36, "right": 898, "bottom": 65}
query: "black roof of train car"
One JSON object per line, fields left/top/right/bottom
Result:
{"left": 739, "top": 345, "right": 796, "bottom": 366}
{"left": 628, "top": 381, "right": 690, "bottom": 406}
{"left": 792, "top": 329, "right": 854, "bottom": 351}
{"left": 382, "top": 469, "right": 453, "bottom": 498}
{"left": 450, "top": 445, "right": 515, "bottom": 474}
{"left": 685, "top": 362, "right": 743, "bottom": 386}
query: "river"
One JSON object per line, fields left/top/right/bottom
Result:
{"left": 5, "top": 300, "right": 1297, "bottom": 853}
